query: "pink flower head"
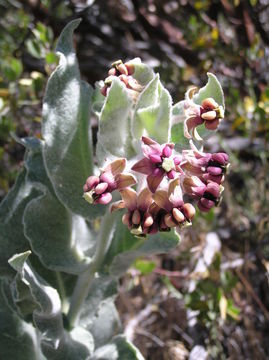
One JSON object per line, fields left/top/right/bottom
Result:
{"left": 182, "top": 147, "right": 229, "bottom": 184}
{"left": 183, "top": 176, "right": 222, "bottom": 212}
{"left": 100, "top": 60, "right": 143, "bottom": 97}
{"left": 83, "top": 158, "right": 136, "bottom": 205}
{"left": 184, "top": 88, "right": 224, "bottom": 141}
{"left": 153, "top": 179, "right": 196, "bottom": 230}
{"left": 131, "top": 136, "right": 182, "bottom": 193}
{"left": 112, "top": 188, "right": 155, "bottom": 237}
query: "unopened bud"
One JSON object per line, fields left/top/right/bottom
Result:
{"left": 132, "top": 209, "right": 141, "bottom": 225}
{"left": 172, "top": 208, "right": 185, "bottom": 223}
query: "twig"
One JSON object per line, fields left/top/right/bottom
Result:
{"left": 136, "top": 328, "right": 165, "bottom": 347}
{"left": 236, "top": 269, "right": 269, "bottom": 321}
{"left": 154, "top": 268, "right": 189, "bottom": 278}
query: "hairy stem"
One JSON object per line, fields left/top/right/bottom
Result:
{"left": 67, "top": 209, "right": 117, "bottom": 327}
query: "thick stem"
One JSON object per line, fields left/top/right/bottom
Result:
{"left": 67, "top": 209, "right": 117, "bottom": 327}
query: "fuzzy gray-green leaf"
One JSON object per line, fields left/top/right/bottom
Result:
{"left": 97, "top": 78, "right": 133, "bottom": 164}
{"left": 8, "top": 252, "right": 94, "bottom": 359}
{"left": 42, "top": 19, "right": 101, "bottom": 219}
{"left": 193, "top": 72, "right": 225, "bottom": 110}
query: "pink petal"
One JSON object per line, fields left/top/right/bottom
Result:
{"left": 153, "top": 190, "right": 172, "bottom": 212}
{"left": 147, "top": 169, "right": 164, "bottom": 193}
{"left": 184, "top": 116, "right": 203, "bottom": 140}
{"left": 168, "top": 179, "right": 183, "bottom": 208}
{"left": 120, "top": 188, "right": 137, "bottom": 211}
{"left": 137, "top": 188, "right": 153, "bottom": 212}
{"left": 141, "top": 136, "right": 162, "bottom": 158}
{"left": 110, "top": 200, "right": 125, "bottom": 212}
{"left": 103, "top": 158, "right": 126, "bottom": 175}
{"left": 132, "top": 158, "right": 154, "bottom": 175}
{"left": 115, "top": 173, "right": 137, "bottom": 190}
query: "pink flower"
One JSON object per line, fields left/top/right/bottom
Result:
{"left": 83, "top": 159, "right": 136, "bottom": 205}
{"left": 181, "top": 147, "right": 229, "bottom": 184}
{"left": 112, "top": 188, "right": 155, "bottom": 237}
{"left": 183, "top": 176, "right": 222, "bottom": 212}
{"left": 131, "top": 136, "right": 182, "bottom": 193}
{"left": 153, "top": 179, "right": 196, "bottom": 230}
{"left": 184, "top": 88, "right": 224, "bottom": 141}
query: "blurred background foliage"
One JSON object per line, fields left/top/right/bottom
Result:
{"left": 0, "top": 0, "right": 268, "bottom": 359}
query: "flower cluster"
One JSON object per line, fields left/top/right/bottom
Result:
{"left": 83, "top": 133, "right": 229, "bottom": 237}
{"left": 100, "top": 60, "right": 143, "bottom": 97}
{"left": 184, "top": 88, "right": 224, "bottom": 141}
{"left": 83, "top": 159, "right": 136, "bottom": 204}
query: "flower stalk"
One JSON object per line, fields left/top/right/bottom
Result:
{"left": 67, "top": 209, "right": 118, "bottom": 327}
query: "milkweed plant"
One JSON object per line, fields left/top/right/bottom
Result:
{"left": 0, "top": 20, "right": 230, "bottom": 359}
